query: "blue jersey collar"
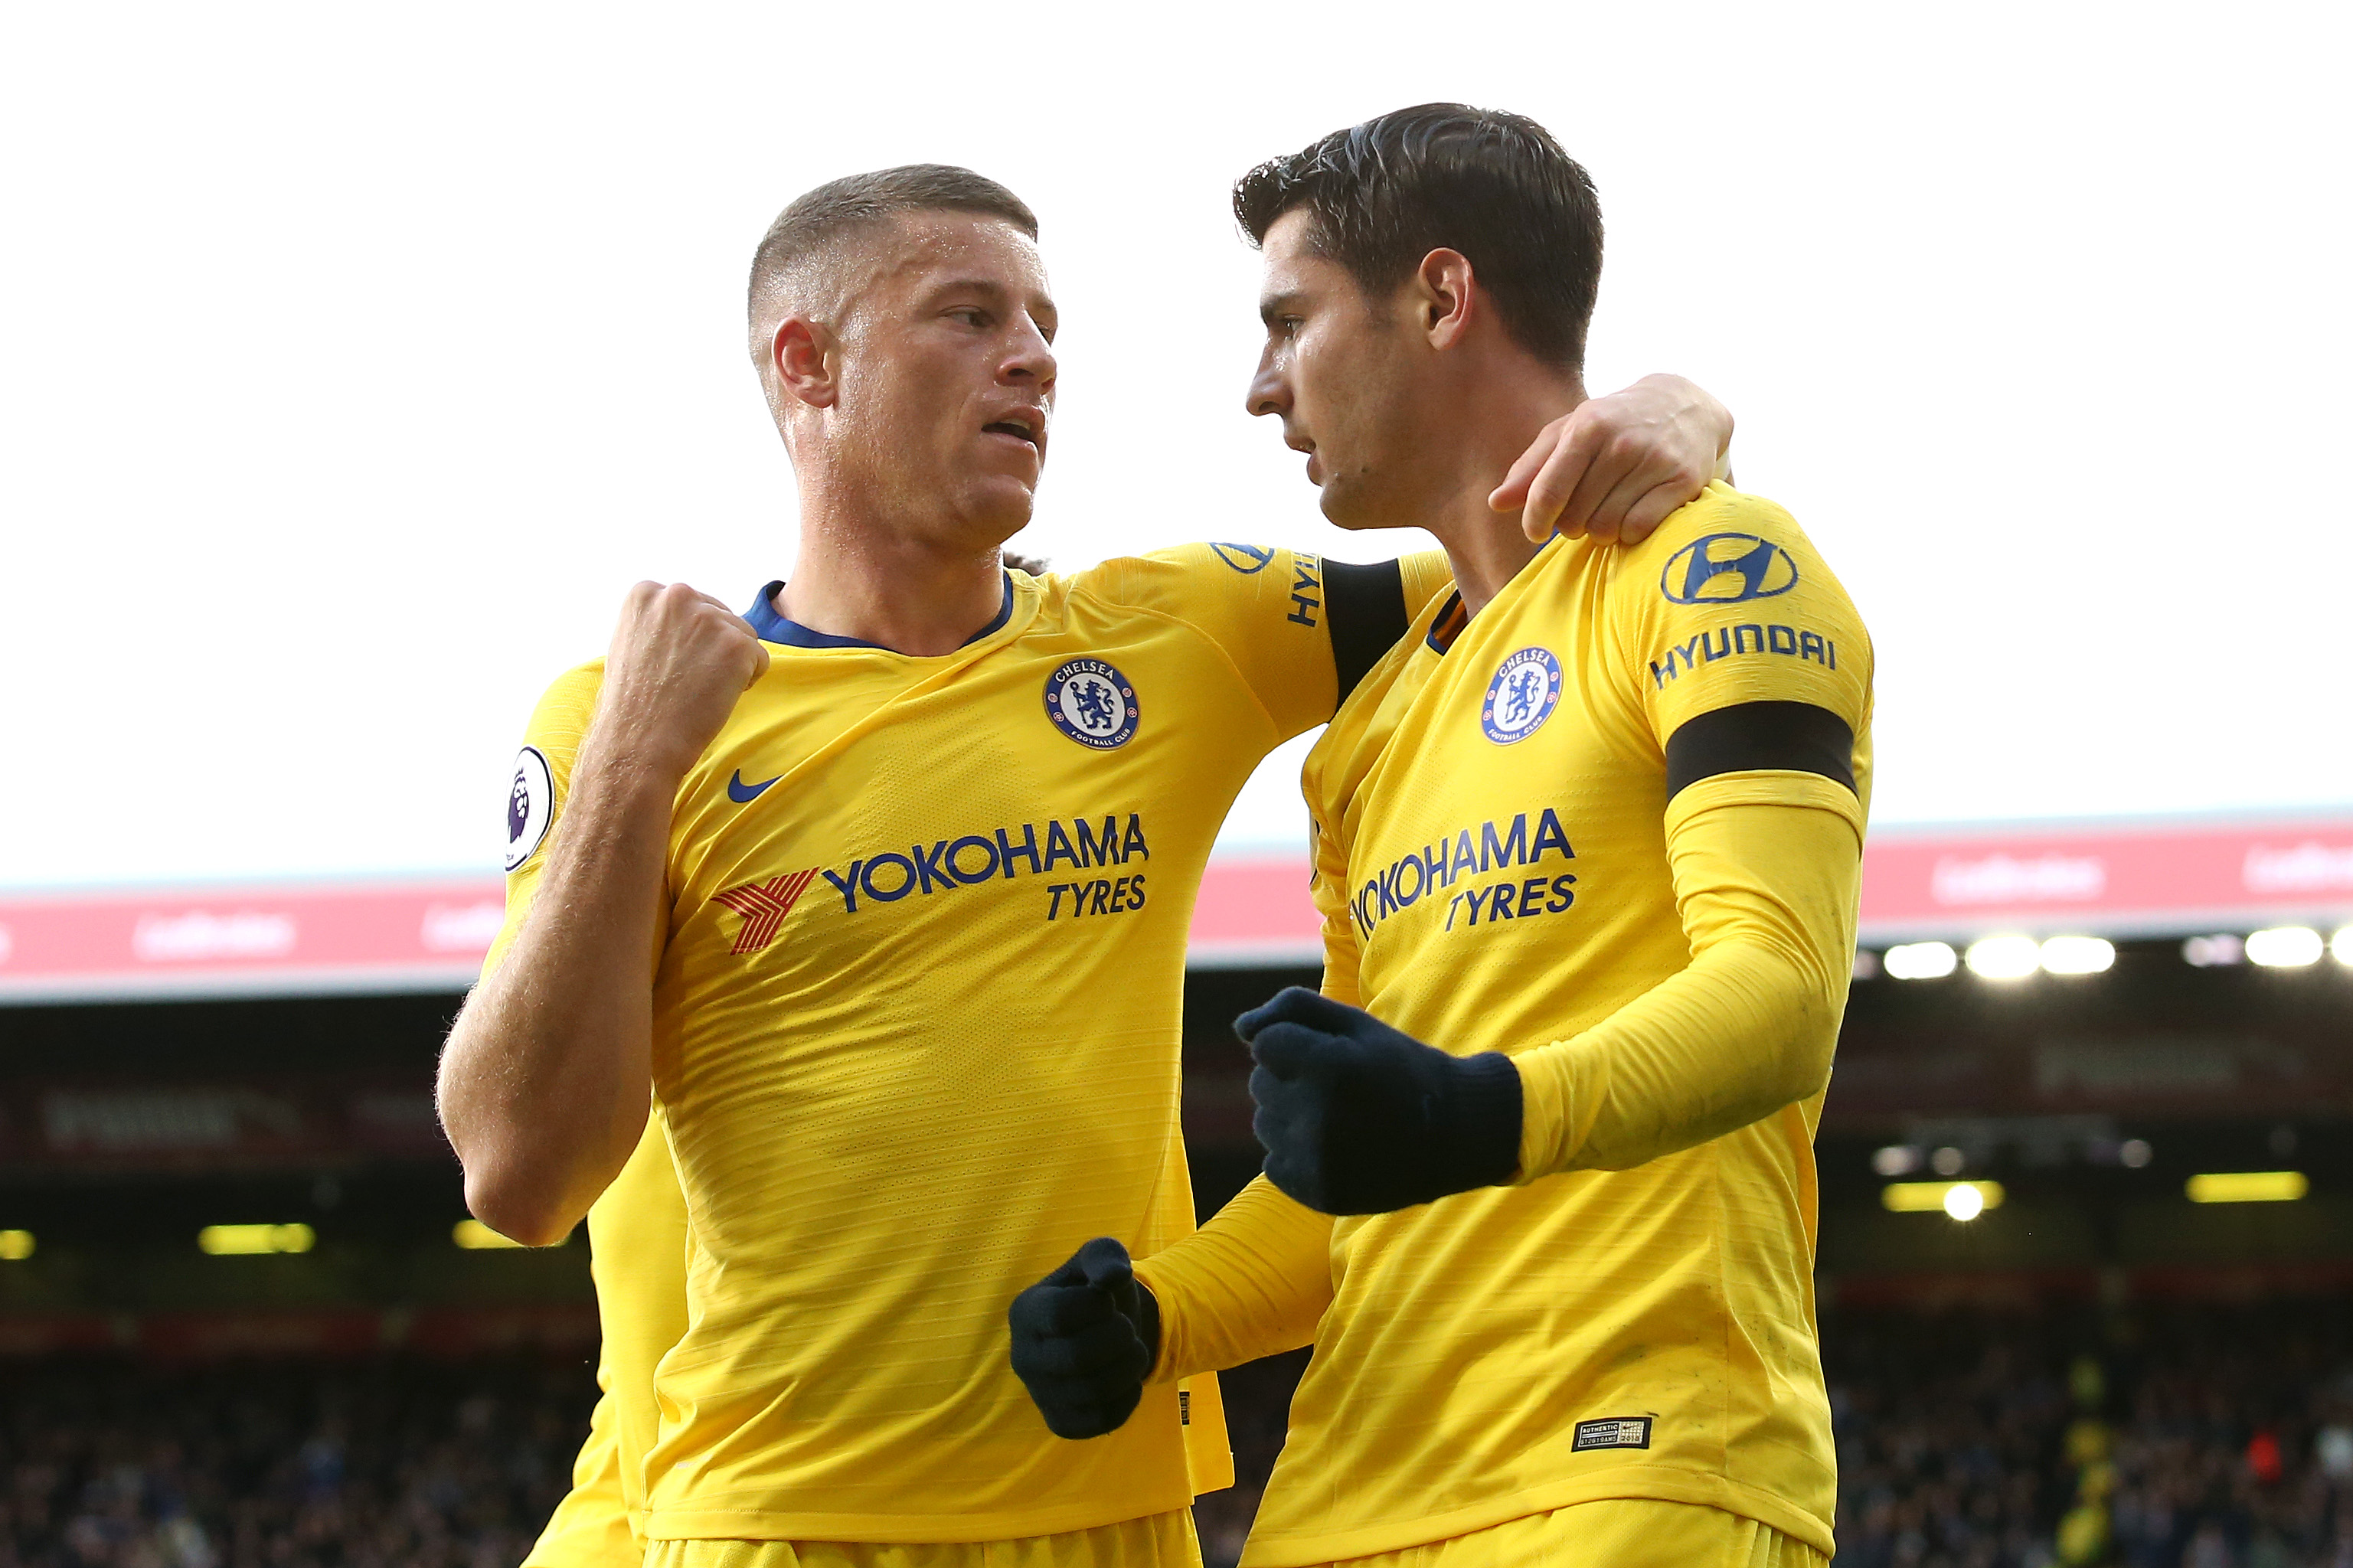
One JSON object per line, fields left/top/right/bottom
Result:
{"left": 742, "top": 573, "right": 1015, "bottom": 652}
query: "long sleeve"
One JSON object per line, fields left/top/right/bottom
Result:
{"left": 1134, "top": 1174, "right": 1335, "bottom": 1383}
{"left": 1134, "top": 795, "right": 1364, "bottom": 1378}
{"left": 519, "top": 1378, "right": 639, "bottom": 1568}
{"left": 1511, "top": 769, "right": 1861, "bottom": 1178}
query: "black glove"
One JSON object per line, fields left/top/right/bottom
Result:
{"left": 1007, "top": 1236, "right": 1159, "bottom": 1439}
{"left": 1236, "top": 986, "right": 1522, "bottom": 1215}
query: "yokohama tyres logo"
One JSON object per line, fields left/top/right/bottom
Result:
{"left": 713, "top": 871, "right": 820, "bottom": 954}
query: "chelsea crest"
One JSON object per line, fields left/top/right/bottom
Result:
{"left": 1481, "top": 647, "right": 1563, "bottom": 745}
{"left": 1044, "top": 658, "right": 1141, "bottom": 749}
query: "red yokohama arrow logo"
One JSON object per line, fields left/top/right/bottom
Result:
{"left": 712, "top": 870, "right": 819, "bottom": 955}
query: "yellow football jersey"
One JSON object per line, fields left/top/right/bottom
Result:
{"left": 1140, "top": 488, "right": 1871, "bottom": 1566}
{"left": 520, "top": 1366, "right": 636, "bottom": 1568}
{"left": 528, "top": 1116, "right": 1231, "bottom": 1563}
{"left": 490, "top": 547, "right": 1445, "bottom": 1547}
{"left": 594, "top": 1114, "right": 692, "bottom": 1547}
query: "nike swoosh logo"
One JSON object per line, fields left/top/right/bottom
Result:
{"left": 727, "top": 770, "right": 781, "bottom": 804}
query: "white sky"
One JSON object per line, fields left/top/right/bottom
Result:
{"left": 3, "top": 2, "right": 2347, "bottom": 891}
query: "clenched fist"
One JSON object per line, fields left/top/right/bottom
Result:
{"left": 586, "top": 581, "right": 770, "bottom": 786}
{"left": 1237, "top": 987, "right": 1522, "bottom": 1216}
{"left": 1008, "top": 1236, "right": 1159, "bottom": 1439}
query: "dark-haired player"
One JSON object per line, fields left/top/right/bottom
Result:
{"left": 441, "top": 163, "right": 1736, "bottom": 1568}
{"left": 1012, "top": 109, "right": 1869, "bottom": 1568}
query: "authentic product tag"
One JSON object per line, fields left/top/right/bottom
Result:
{"left": 1570, "top": 1417, "right": 1654, "bottom": 1452}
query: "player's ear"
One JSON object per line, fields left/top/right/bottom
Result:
{"left": 1413, "top": 249, "right": 1476, "bottom": 351}
{"left": 773, "top": 316, "right": 839, "bottom": 410}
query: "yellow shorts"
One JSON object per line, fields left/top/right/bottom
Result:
{"left": 642, "top": 1509, "right": 1199, "bottom": 1568}
{"left": 1319, "top": 1500, "right": 1827, "bottom": 1568}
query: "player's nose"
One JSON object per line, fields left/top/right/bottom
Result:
{"left": 1003, "top": 318, "right": 1057, "bottom": 391}
{"left": 1246, "top": 345, "right": 1288, "bottom": 420}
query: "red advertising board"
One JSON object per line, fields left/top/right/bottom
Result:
{"left": 1857, "top": 816, "right": 2353, "bottom": 940}
{"left": 2, "top": 815, "right": 2348, "bottom": 1002}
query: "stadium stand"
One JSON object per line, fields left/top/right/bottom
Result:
{"left": 0, "top": 1355, "right": 590, "bottom": 1568}
{"left": 1188, "top": 1300, "right": 2353, "bottom": 1568}
{"left": 8, "top": 1302, "right": 2353, "bottom": 1567}
{"left": 5, "top": 897, "right": 2353, "bottom": 1566}
{"left": 1822, "top": 1296, "right": 2353, "bottom": 1568}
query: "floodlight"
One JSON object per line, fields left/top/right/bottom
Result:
{"left": 2185, "top": 1171, "right": 2306, "bottom": 1204}
{"left": 2247, "top": 928, "right": 2323, "bottom": 968}
{"left": 2039, "top": 936, "right": 2114, "bottom": 975}
{"left": 1966, "top": 934, "right": 2041, "bottom": 979}
{"left": 1884, "top": 942, "right": 1957, "bottom": 979}
{"left": 1883, "top": 1181, "right": 2004, "bottom": 1215}
{"left": 197, "top": 1223, "right": 315, "bottom": 1256}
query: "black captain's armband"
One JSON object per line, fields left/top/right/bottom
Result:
{"left": 1665, "top": 701, "right": 1855, "bottom": 799}
{"left": 1322, "top": 558, "right": 1408, "bottom": 706}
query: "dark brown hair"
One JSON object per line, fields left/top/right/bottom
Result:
{"left": 1234, "top": 104, "right": 1603, "bottom": 369}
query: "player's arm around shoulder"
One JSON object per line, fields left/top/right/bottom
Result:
{"left": 1118, "top": 376, "right": 1736, "bottom": 738}
{"left": 1067, "top": 543, "right": 1353, "bottom": 743}
{"left": 1495, "top": 372, "right": 1735, "bottom": 545}
{"left": 437, "top": 582, "right": 767, "bottom": 1247}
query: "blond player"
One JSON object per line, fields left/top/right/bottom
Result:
{"left": 1011, "top": 107, "right": 1871, "bottom": 1567}
{"left": 440, "top": 163, "right": 1737, "bottom": 1568}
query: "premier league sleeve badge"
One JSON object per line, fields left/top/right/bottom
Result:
{"left": 503, "top": 746, "right": 555, "bottom": 871}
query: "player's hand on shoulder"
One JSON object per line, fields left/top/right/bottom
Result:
{"left": 590, "top": 581, "right": 770, "bottom": 784}
{"left": 1007, "top": 1236, "right": 1157, "bottom": 1439}
{"left": 1237, "top": 987, "right": 1523, "bottom": 1217}
{"left": 1490, "top": 373, "right": 1732, "bottom": 547}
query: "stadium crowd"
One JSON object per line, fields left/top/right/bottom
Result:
{"left": 1807, "top": 1300, "right": 2353, "bottom": 1568}
{"left": 0, "top": 1356, "right": 587, "bottom": 1568}
{"left": 1196, "top": 1302, "right": 2353, "bottom": 1568}
{"left": 7, "top": 1300, "right": 2353, "bottom": 1568}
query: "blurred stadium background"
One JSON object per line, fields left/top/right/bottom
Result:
{"left": 8, "top": 3, "right": 2351, "bottom": 1566}
{"left": 6, "top": 823, "right": 2353, "bottom": 1566}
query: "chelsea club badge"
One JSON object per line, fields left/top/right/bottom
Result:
{"left": 1480, "top": 648, "right": 1563, "bottom": 745}
{"left": 1044, "top": 658, "right": 1141, "bottom": 750}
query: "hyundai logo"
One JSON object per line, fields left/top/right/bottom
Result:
{"left": 1210, "top": 542, "right": 1275, "bottom": 575}
{"left": 1660, "top": 533, "right": 1799, "bottom": 605}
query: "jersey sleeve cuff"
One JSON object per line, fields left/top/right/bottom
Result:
{"left": 1129, "top": 1257, "right": 1188, "bottom": 1387}
{"left": 1134, "top": 1274, "right": 1164, "bottom": 1381}
{"left": 1511, "top": 1038, "right": 1580, "bottom": 1183}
